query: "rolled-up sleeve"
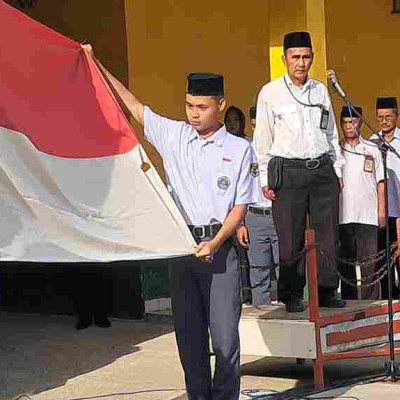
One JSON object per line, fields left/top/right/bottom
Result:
{"left": 253, "top": 86, "right": 275, "bottom": 187}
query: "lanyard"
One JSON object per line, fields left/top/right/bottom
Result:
{"left": 283, "top": 76, "right": 324, "bottom": 110}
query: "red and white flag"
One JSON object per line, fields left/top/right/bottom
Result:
{"left": 0, "top": 1, "right": 195, "bottom": 261}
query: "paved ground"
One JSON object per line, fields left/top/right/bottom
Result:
{"left": 1, "top": 313, "right": 399, "bottom": 400}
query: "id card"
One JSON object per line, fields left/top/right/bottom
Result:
{"left": 363, "top": 155, "right": 374, "bottom": 173}
{"left": 320, "top": 107, "right": 329, "bottom": 130}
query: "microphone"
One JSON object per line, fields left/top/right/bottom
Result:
{"left": 327, "top": 69, "right": 347, "bottom": 99}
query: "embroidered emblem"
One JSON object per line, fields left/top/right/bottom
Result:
{"left": 217, "top": 176, "right": 231, "bottom": 190}
{"left": 250, "top": 163, "right": 259, "bottom": 178}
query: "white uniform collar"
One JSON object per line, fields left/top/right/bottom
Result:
{"left": 284, "top": 73, "right": 313, "bottom": 92}
{"left": 341, "top": 138, "right": 360, "bottom": 149}
{"left": 188, "top": 123, "right": 227, "bottom": 147}
{"left": 377, "top": 126, "right": 400, "bottom": 141}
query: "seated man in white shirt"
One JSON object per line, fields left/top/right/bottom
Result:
{"left": 338, "top": 105, "right": 384, "bottom": 300}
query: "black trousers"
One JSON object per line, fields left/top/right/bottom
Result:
{"left": 378, "top": 217, "right": 399, "bottom": 299}
{"left": 71, "top": 263, "right": 112, "bottom": 321}
{"left": 272, "top": 161, "right": 339, "bottom": 302}
{"left": 339, "top": 223, "right": 379, "bottom": 300}
{"left": 169, "top": 237, "right": 241, "bottom": 400}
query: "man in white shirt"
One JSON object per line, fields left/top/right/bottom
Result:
{"left": 84, "top": 45, "right": 258, "bottom": 400}
{"left": 338, "top": 106, "right": 384, "bottom": 300}
{"left": 370, "top": 97, "right": 400, "bottom": 300}
{"left": 236, "top": 106, "right": 279, "bottom": 305}
{"left": 253, "top": 31, "right": 345, "bottom": 312}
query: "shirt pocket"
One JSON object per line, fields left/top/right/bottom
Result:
{"left": 214, "top": 163, "right": 236, "bottom": 197}
{"left": 272, "top": 105, "right": 300, "bottom": 129}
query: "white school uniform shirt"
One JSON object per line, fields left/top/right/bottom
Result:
{"left": 143, "top": 106, "right": 259, "bottom": 226}
{"left": 370, "top": 127, "right": 400, "bottom": 217}
{"left": 339, "top": 139, "right": 384, "bottom": 226}
{"left": 253, "top": 73, "right": 344, "bottom": 187}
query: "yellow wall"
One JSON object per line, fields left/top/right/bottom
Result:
{"left": 125, "top": 0, "right": 270, "bottom": 172}
{"left": 5, "top": 0, "right": 129, "bottom": 85}
{"left": 325, "top": 0, "right": 400, "bottom": 136}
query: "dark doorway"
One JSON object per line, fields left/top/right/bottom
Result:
{"left": 0, "top": 261, "right": 145, "bottom": 320}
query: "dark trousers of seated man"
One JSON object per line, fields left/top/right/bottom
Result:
{"left": 169, "top": 236, "right": 241, "bottom": 400}
{"left": 272, "top": 160, "right": 340, "bottom": 303}
{"left": 339, "top": 223, "right": 379, "bottom": 300}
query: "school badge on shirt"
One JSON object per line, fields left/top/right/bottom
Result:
{"left": 217, "top": 176, "right": 231, "bottom": 190}
{"left": 250, "top": 163, "right": 259, "bottom": 178}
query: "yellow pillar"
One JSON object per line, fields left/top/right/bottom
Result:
{"left": 269, "top": 0, "right": 307, "bottom": 80}
{"left": 306, "top": 0, "right": 327, "bottom": 83}
{"left": 269, "top": 0, "right": 327, "bottom": 83}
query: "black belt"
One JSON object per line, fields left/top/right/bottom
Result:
{"left": 248, "top": 206, "right": 272, "bottom": 216}
{"left": 188, "top": 224, "right": 222, "bottom": 239}
{"left": 283, "top": 153, "right": 330, "bottom": 170}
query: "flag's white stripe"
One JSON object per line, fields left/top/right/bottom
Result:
{"left": 0, "top": 126, "right": 195, "bottom": 261}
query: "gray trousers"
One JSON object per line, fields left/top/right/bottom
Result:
{"left": 169, "top": 237, "right": 241, "bottom": 400}
{"left": 245, "top": 211, "right": 279, "bottom": 305}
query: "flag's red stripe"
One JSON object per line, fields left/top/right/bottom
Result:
{"left": 0, "top": 1, "right": 138, "bottom": 158}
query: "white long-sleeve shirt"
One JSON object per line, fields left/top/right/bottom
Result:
{"left": 253, "top": 74, "right": 344, "bottom": 187}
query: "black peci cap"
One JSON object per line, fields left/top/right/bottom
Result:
{"left": 376, "top": 97, "right": 398, "bottom": 110}
{"left": 186, "top": 73, "right": 224, "bottom": 96}
{"left": 249, "top": 106, "right": 257, "bottom": 119}
{"left": 341, "top": 106, "right": 363, "bottom": 118}
{"left": 283, "top": 31, "right": 312, "bottom": 50}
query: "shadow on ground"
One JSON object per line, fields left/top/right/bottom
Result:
{"left": 0, "top": 313, "right": 173, "bottom": 400}
{"left": 240, "top": 355, "right": 388, "bottom": 399}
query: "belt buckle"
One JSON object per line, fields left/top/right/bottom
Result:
{"left": 306, "top": 158, "right": 320, "bottom": 170}
{"left": 192, "top": 225, "right": 206, "bottom": 239}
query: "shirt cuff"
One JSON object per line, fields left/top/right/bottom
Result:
{"left": 334, "top": 166, "right": 342, "bottom": 179}
{"left": 259, "top": 172, "right": 269, "bottom": 188}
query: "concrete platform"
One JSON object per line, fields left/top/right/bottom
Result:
{"left": 240, "top": 300, "right": 400, "bottom": 359}
{"left": 1, "top": 312, "right": 400, "bottom": 400}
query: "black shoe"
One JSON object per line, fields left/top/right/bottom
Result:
{"left": 319, "top": 295, "right": 346, "bottom": 308}
{"left": 285, "top": 296, "right": 305, "bottom": 313}
{"left": 76, "top": 318, "right": 92, "bottom": 330}
{"left": 94, "top": 316, "right": 111, "bottom": 328}
{"left": 319, "top": 287, "right": 347, "bottom": 308}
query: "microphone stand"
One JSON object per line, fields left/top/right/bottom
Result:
{"left": 330, "top": 88, "right": 400, "bottom": 381}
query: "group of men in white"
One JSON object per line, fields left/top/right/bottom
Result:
{"left": 83, "top": 29, "right": 399, "bottom": 400}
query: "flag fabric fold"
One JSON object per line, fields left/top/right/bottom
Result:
{"left": 0, "top": 1, "right": 196, "bottom": 261}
